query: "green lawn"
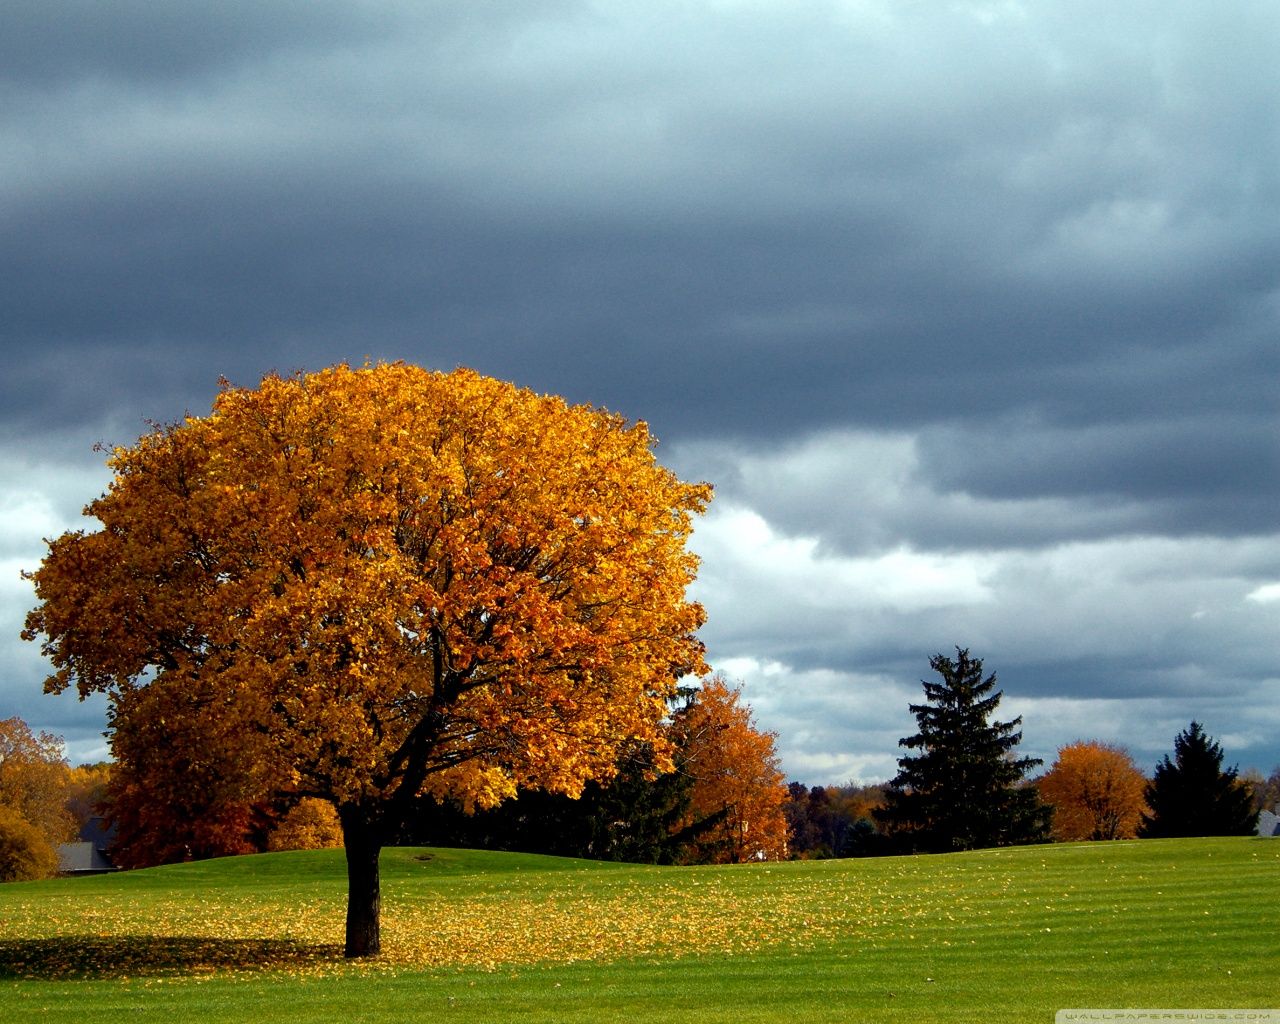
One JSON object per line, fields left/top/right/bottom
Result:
{"left": 1, "top": 838, "right": 1276, "bottom": 1023}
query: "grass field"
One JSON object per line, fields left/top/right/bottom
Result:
{"left": 1, "top": 838, "right": 1276, "bottom": 1023}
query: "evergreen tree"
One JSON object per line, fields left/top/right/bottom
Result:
{"left": 1139, "top": 722, "right": 1259, "bottom": 838}
{"left": 874, "top": 648, "right": 1050, "bottom": 852}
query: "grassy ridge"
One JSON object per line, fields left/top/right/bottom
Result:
{"left": 1, "top": 838, "right": 1276, "bottom": 1023}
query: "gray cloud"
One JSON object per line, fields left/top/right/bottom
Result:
{"left": 0, "top": 1, "right": 410, "bottom": 86}
{"left": 916, "top": 414, "right": 1280, "bottom": 536}
{"left": 6, "top": 2, "right": 1277, "bottom": 439}
{"left": 3, "top": 1, "right": 1278, "bottom": 782}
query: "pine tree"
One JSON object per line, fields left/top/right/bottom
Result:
{"left": 1139, "top": 722, "right": 1259, "bottom": 838}
{"left": 874, "top": 648, "right": 1050, "bottom": 852}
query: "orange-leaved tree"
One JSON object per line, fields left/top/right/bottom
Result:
{"left": 1037, "top": 740, "right": 1149, "bottom": 841}
{"left": 670, "top": 675, "right": 789, "bottom": 863}
{"left": 268, "top": 798, "right": 344, "bottom": 852}
{"left": 23, "top": 363, "right": 711, "bottom": 955}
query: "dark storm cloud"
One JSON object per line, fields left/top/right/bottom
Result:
{"left": 917, "top": 414, "right": 1280, "bottom": 537}
{"left": 4, "top": 0, "right": 1277, "bottom": 460}
{"left": 0, "top": 1, "right": 567, "bottom": 86}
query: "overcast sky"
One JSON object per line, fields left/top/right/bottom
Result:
{"left": 3, "top": 1, "right": 1278, "bottom": 786}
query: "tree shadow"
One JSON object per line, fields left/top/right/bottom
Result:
{"left": 0, "top": 935, "right": 345, "bottom": 980}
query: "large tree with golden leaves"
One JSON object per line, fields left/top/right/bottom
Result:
{"left": 1037, "top": 741, "right": 1149, "bottom": 842}
{"left": 23, "top": 363, "right": 710, "bottom": 955}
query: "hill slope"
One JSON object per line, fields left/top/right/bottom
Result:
{"left": 1, "top": 839, "right": 1276, "bottom": 1023}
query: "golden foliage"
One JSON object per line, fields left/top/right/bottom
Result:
{"left": 24, "top": 362, "right": 709, "bottom": 837}
{"left": 1038, "top": 741, "right": 1149, "bottom": 841}
{"left": 64, "top": 762, "right": 112, "bottom": 835}
{"left": 268, "top": 799, "right": 344, "bottom": 852}
{"left": 0, "top": 804, "right": 61, "bottom": 882}
{"left": 671, "top": 676, "right": 790, "bottom": 863}
{"left": 0, "top": 717, "right": 74, "bottom": 858}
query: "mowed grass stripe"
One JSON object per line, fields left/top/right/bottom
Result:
{"left": 0, "top": 838, "right": 1276, "bottom": 1023}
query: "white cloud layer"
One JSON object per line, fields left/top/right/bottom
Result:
{"left": 678, "top": 437, "right": 1280, "bottom": 781}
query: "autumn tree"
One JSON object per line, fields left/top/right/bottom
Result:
{"left": 103, "top": 749, "right": 270, "bottom": 869}
{"left": 1037, "top": 741, "right": 1149, "bottom": 842}
{"left": 64, "top": 762, "right": 112, "bottom": 837}
{"left": 669, "top": 675, "right": 789, "bottom": 863}
{"left": 0, "top": 805, "right": 60, "bottom": 882}
{"left": 100, "top": 675, "right": 282, "bottom": 868}
{"left": 23, "top": 363, "right": 710, "bottom": 956}
{"left": 0, "top": 717, "right": 74, "bottom": 879}
{"left": 874, "top": 649, "right": 1050, "bottom": 853}
{"left": 268, "top": 798, "right": 344, "bottom": 852}
{"left": 1239, "top": 766, "right": 1280, "bottom": 815}
{"left": 1139, "top": 722, "right": 1258, "bottom": 838}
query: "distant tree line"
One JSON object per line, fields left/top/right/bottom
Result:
{"left": 782, "top": 782, "right": 891, "bottom": 858}
{"left": 2, "top": 675, "right": 792, "bottom": 878}
{"left": 785, "top": 650, "right": 1263, "bottom": 858}
{"left": 2, "top": 650, "right": 1272, "bottom": 881}
{"left": 399, "top": 675, "right": 790, "bottom": 865}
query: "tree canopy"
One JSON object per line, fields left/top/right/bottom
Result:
{"left": 0, "top": 717, "right": 74, "bottom": 881}
{"left": 874, "top": 648, "right": 1049, "bottom": 853}
{"left": 668, "top": 675, "right": 789, "bottom": 863}
{"left": 23, "top": 363, "right": 711, "bottom": 954}
{"left": 1139, "top": 722, "right": 1258, "bottom": 838}
{"left": 783, "top": 783, "right": 890, "bottom": 859}
{"left": 1037, "top": 741, "right": 1148, "bottom": 841}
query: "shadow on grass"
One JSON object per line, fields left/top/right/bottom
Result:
{"left": 0, "top": 936, "right": 345, "bottom": 980}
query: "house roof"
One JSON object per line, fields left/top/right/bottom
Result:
{"left": 56, "top": 841, "right": 116, "bottom": 874}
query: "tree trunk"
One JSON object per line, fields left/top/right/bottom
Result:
{"left": 340, "top": 808, "right": 383, "bottom": 958}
